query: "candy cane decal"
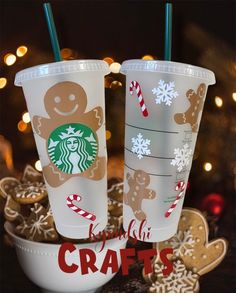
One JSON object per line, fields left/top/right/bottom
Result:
{"left": 165, "top": 181, "right": 186, "bottom": 218}
{"left": 130, "top": 81, "right": 149, "bottom": 117}
{"left": 67, "top": 194, "right": 96, "bottom": 221}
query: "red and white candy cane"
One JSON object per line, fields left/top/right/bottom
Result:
{"left": 130, "top": 81, "right": 148, "bottom": 117}
{"left": 165, "top": 181, "right": 186, "bottom": 218}
{"left": 67, "top": 194, "right": 96, "bottom": 221}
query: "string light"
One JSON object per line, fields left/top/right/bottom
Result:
{"left": 110, "top": 62, "right": 121, "bottom": 74}
{"left": 103, "top": 57, "right": 114, "bottom": 65}
{"left": 204, "top": 162, "right": 212, "bottom": 172}
{"left": 16, "top": 46, "right": 28, "bottom": 57}
{"left": 35, "top": 160, "right": 42, "bottom": 172}
{"left": 214, "top": 96, "right": 223, "bottom": 108}
{"left": 17, "top": 120, "right": 27, "bottom": 132}
{"left": 232, "top": 92, "right": 236, "bottom": 102}
{"left": 22, "top": 112, "right": 31, "bottom": 123}
{"left": 142, "top": 55, "right": 154, "bottom": 60}
{"left": 4, "top": 53, "right": 16, "bottom": 66}
{"left": 106, "top": 130, "right": 112, "bottom": 140}
{"left": 0, "top": 78, "right": 7, "bottom": 89}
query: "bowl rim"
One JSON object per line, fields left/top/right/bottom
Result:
{"left": 4, "top": 221, "right": 128, "bottom": 249}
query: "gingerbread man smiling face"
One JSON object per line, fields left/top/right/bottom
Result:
{"left": 32, "top": 81, "right": 106, "bottom": 187}
{"left": 45, "top": 81, "right": 87, "bottom": 119}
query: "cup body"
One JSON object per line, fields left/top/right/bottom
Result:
{"left": 121, "top": 60, "right": 215, "bottom": 242}
{"left": 15, "top": 60, "right": 110, "bottom": 238}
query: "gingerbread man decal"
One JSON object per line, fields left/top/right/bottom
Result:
{"left": 174, "top": 83, "right": 206, "bottom": 132}
{"left": 124, "top": 170, "right": 156, "bottom": 221}
{"left": 32, "top": 81, "right": 106, "bottom": 187}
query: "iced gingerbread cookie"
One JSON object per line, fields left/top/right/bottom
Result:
{"left": 158, "top": 208, "right": 228, "bottom": 275}
{"left": 22, "top": 164, "right": 44, "bottom": 183}
{"left": 0, "top": 177, "right": 21, "bottom": 199}
{"left": 124, "top": 170, "right": 156, "bottom": 221}
{"left": 0, "top": 176, "right": 47, "bottom": 204}
{"left": 4, "top": 195, "right": 24, "bottom": 223}
{"left": 148, "top": 259, "right": 200, "bottom": 293}
{"left": 174, "top": 83, "right": 206, "bottom": 132}
{"left": 16, "top": 203, "right": 59, "bottom": 242}
{"left": 32, "top": 81, "right": 106, "bottom": 187}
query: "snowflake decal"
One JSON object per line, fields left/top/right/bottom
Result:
{"left": 168, "top": 230, "right": 195, "bottom": 257}
{"left": 131, "top": 133, "right": 151, "bottom": 159}
{"left": 152, "top": 80, "right": 179, "bottom": 106}
{"left": 149, "top": 260, "right": 199, "bottom": 293}
{"left": 170, "top": 144, "right": 192, "bottom": 172}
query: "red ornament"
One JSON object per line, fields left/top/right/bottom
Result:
{"left": 202, "top": 193, "right": 225, "bottom": 216}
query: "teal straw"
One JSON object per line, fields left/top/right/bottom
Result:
{"left": 164, "top": 2, "right": 172, "bottom": 61}
{"left": 43, "top": 3, "right": 62, "bottom": 61}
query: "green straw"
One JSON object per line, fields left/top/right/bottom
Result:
{"left": 43, "top": 3, "right": 62, "bottom": 62}
{"left": 164, "top": 2, "right": 172, "bottom": 61}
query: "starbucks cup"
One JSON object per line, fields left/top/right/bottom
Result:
{"left": 15, "top": 60, "right": 110, "bottom": 239}
{"left": 121, "top": 60, "right": 215, "bottom": 242}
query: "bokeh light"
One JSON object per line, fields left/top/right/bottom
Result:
{"left": 105, "top": 76, "right": 114, "bottom": 88}
{"left": 142, "top": 54, "right": 154, "bottom": 60}
{"left": 103, "top": 57, "right": 114, "bottom": 65}
{"left": 60, "top": 48, "right": 77, "bottom": 60}
{"left": 17, "top": 120, "right": 27, "bottom": 132}
{"left": 204, "top": 162, "right": 213, "bottom": 172}
{"left": 22, "top": 112, "right": 31, "bottom": 123}
{"left": 215, "top": 96, "right": 223, "bottom": 108}
{"left": 232, "top": 92, "right": 236, "bottom": 102}
{"left": 35, "top": 160, "right": 42, "bottom": 172}
{"left": 110, "top": 62, "right": 121, "bottom": 74}
{"left": 0, "top": 78, "right": 7, "bottom": 89}
{"left": 16, "top": 46, "right": 28, "bottom": 57}
{"left": 106, "top": 130, "right": 112, "bottom": 140}
{"left": 4, "top": 53, "right": 16, "bottom": 66}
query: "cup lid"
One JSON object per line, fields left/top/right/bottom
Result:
{"left": 15, "top": 60, "right": 110, "bottom": 86}
{"left": 121, "top": 60, "right": 215, "bottom": 84}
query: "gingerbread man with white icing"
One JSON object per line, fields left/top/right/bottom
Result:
{"left": 32, "top": 81, "right": 106, "bottom": 187}
{"left": 124, "top": 170, "right": 156, "bottom": 221}
{"left": 174, "top": 83, "right": 206, "bottom": 132}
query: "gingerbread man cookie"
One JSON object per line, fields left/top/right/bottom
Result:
{"left": 174, "top": 83, "right": 206, "bottom": 132}
{"left": 32, "top": 81, "right": 106, "bottom": 187}
{"left": 124, "top": 170, "right": 156, "bottom": 221}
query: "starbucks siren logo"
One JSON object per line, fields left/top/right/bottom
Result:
{"left": 47, "top": 123, "right": 98, "bottom": 174}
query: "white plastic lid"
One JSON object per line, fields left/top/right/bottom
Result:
{"left": 15, "top": 60, "right": 110, "bottom": 86}
{"left": 121, "top": 60, "right": 215, "bottom": 84}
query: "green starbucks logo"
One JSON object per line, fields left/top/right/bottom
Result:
{"left": 47, "top": 123, "right": 98, "bottom": 174}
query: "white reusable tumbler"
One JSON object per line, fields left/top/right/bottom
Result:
{"left": 121, "top": 60, "right": 215, "bottom": 242}
{"left": 15, "top": 60, "right": 110, "bottom": 238}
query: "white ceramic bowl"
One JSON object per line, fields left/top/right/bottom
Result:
{"left": 5, "top": 222, "right": 127, "bottom": 293}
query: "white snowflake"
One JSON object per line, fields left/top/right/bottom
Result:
{"left": 168, "top": 230, "right": 195, "bottom": 256}
{"left": 152, "top": 80, "right": 179, "bottom": 106}
{"left": 149, "top": 260, "right": 199, "bottom": 293}
{"left": 131, "top": 133, "right": 151, "bottom": 159}
{"left": 170, "top": 144, "right": 192, "bottom": 172}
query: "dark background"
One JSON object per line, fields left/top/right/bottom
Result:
{"left": 0, "top": 0, "right": 236, "bottom": 292}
